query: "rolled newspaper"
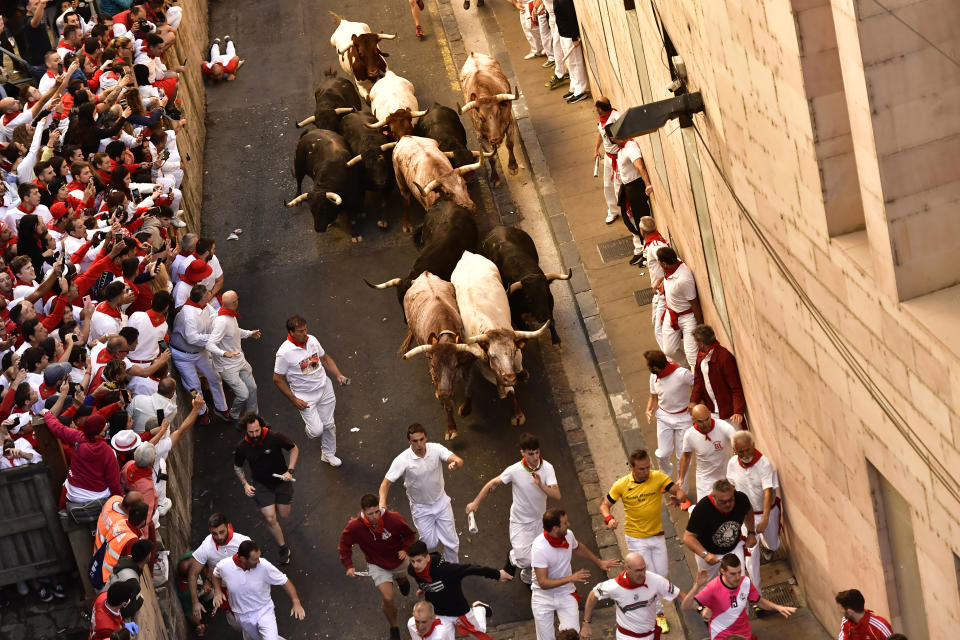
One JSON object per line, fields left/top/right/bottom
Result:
{"left": 593, "top": 155, "right": 600, "bottom": 178}
{"left": 467, "top": 511, "right": 479, "bottom": 534}
{"left": 272, "top": 473, "right": 297, "bottom": 482}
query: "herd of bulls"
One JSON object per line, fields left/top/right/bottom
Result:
{"left": 289, "top": 12, "right": 571, "bottom": 439}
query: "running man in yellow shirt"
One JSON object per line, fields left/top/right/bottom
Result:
{"left": 600, "top": 448, "right": 689, "bottom": 634}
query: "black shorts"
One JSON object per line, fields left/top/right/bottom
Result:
{"left": 251, "top": 480, "right": 294, "bottom": 508}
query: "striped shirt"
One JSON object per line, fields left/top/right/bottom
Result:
{"left": 838, "top": 610, "right": 893, "bottom": 640}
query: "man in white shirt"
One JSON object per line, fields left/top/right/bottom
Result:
{"left": 170, "top": 233, "right": 197, "bottom": 285}
{"left": 212, "top": 539, "right": 305, "bottom": 640}
{"left": 638, "top": 216, "right": 669, "bottom": 349}
{"left": 89, "top": 280, "right": 135, "bottom": 343}
{"left": 380, "top": 423, "right": 464, "bottom": 562}
{"left": 207, "top": 291, "right": 260, "bottom": 423}
{"left": 592, "top": 97, "right": 620, "bottom": 225}
{"left": 657, "top": 247, "right": 702, "bottom": 370}
{"left": 581, "top": 552, "right": 684, "bottom": 640}
{"left": 465, "top": 433, "right": 560, "bottom": 584}
{"left": 726, "top": 430, "right": 781, "bottom": 588}
{"left": 530, "top": 508, "right": 620, "bottom": 640}
{"left": 612, "top": 134, "right": 654, "bottom": 264}
{"left": 408, "top": 600, "right": 455, "bottom": 640}
{"left": 128, "top": 377, "right": 178, "bottom": 433}
{"left": 678, "top": 404, "right": 736, "bottom": 505}
{"left": 273, "top": 315, "right": 348, "bottom": 467}
{"left": 186, "top": 512, "right": 252, "bottom": 633}
{"left": 126, "top": 291, "right": 171, "bottom": 370}
{"left": 644, "top": 349, "right": 694, "bottom": 482}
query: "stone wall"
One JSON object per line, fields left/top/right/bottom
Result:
{"left": 574, "top": 0, "right": 960, "bottom": 635}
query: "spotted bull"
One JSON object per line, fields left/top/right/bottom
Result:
{"left": 295, "top": 68, "right": 362, "bottom": 130}
{"left": 459, "top": 52, "right": 519, "bottom": 186}
{"left": 329, "top": 12, "right": 394, "bottom": 100}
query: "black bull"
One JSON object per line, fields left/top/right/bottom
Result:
{"left": 296, "top": 69, "right": 362, "bottom": 131}
{"left": 289, "top": 129, "right": 364, "bottom": 238}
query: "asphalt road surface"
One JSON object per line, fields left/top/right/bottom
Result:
{"left": 192, "top": 0, "right": 598, "bottom": 637}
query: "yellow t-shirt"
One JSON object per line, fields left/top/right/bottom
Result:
{"left": 607, "top": 470, "right": 673, "bottom": 538}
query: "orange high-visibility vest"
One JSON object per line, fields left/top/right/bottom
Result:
{"left": 94, "top": 495, "right": 125, "bottom": 552}
{"left": 99, "top": 520, "right": 141, "bottom": 584}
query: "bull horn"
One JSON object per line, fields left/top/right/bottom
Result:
{"left": 346, "top": 154, "right": 363, "bottom": 167}
{"left": 378, "top": 32, "right": 397, "bottom": 40}
{"left": 325, "top": 192, "right": 342, "bottom": 205}
{"left": 507, "top": 281, "right": 523, "bottom": 295}
{"left": 412, "top": 182, "right": 426, "bottom": 199}
{"left": 334, "top": 107, "right": 355, "bottom": 115}
{"left": 296, "top": 115, "right": 315, "bottom": 128}
{"left": 455, "top": 160, "right": 482, "bottom": 174}
{"left": 402, "top": 344, "right": 434, "bottom": 359}
{"left": 515, "top": 320, "right": 551, "bottom": 341}
{"left": 364, "top": 277, "right": 403, "bottom": 289}
{"left": 424, "top": 178, "right": 441, "bottom": 194}
{"left": 463, "top": 332, "right": 488, "bottom": 344}
{"left": 410, "top": 109, "right": 428, "bottom": 117}
{"left": 443, "top": 151, "right": 456, "bottom": 158}
{"left": 380, "top": 141, "right": 397, "bottom": 151}
{"left": 473, "top": 149, "right": 496, "bottom": 158}
{"left": 337, "top": 43, "right": 355, "bottom": 56}
{"left": 365, "top": 117, "right": 388, "bottom": 129}
{"left": 545, "top": 268, "right": 572, "bottom": 281}
{"left": 459, "top": 100, "right": 478, "bottom": 114}
{"left": 454, "top": 343, "right": 485, "bottom": 358}
{"left": 285, "top": 193, "right": 309, "bottom": 207}
{"left": 494, "top": 93, "right": 517, "bottom": 102}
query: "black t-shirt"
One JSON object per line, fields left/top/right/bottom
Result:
{"left": 234, "top": 429, "right": 295, "bottom": 488}
{"left": 685, "top": 491, "right": 751, "bottom": 554}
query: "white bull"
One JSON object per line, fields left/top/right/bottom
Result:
{"left": 365, "top": 71, "right": 427, "bottom": 141}
{"left": 329, "top": 12, "right": 394, "bottom": 100}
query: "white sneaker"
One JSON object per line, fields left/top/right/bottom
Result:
{"left": 321, "top": 453, "right": 342, "bottom": 468}
{"left": 605, "top": 211, "right": 619, "bottom": 224}
{"left": 524, "top": 50, "right": 539, "bottom": 59}
{"left": 520, "top": 567, "right": 533, "bottom": 584}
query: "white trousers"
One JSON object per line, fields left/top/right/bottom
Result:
{"left": 508, "top": 519, "right": 542, "bottom": 570}
{"left": 411, "top": 493, "right": 459, "bottom": 562}
{"left": 211, "top": 41, "right": 237, "bottom": 60}
{"left": 654, "top": 408, "right": 692, "bottom": 481}
{"left": 536, "top": 9, "right": 554, "bottom": 62}
{"left": 693, "top": 466, "right": 728, "bottom": 504}
{"left": 625, "top": 534, "right": 668, "bottom": 614}
{"left": 540, "top": 0, "right": 564, "bottom": 77}
{"left": 220, "top": 362, "right": 259, "bottom": 417}
{"left": 520, "top": 4, "right": 543, "bottom": 54}
{"left": 695, "top": 540, "right": 745, "bottom": 580}
{"left": 660, "top": 309, "right": 699, "bottom": 370}
{"left": 652, "top": 292, "right": 665, "bottom": 351}
{"left": 602, "top": 155, "right": 618, "bottom": 216}
{"left": 235, "top": 604, "right": 284, "bottom": 640}
{"left": 439, "top": 603, "right": 487, "bottom": 634}
{"left": 531, "top": 589, "right": 580, "bottom": 640}
{"left": 744, "top": 502, "right": 781, "bottom": 588}
{"left": 560, "top": 38, "right": 587, "bottom": 95}
{"left": 298, "top": 377, "right": 336, "bottom": 456}
{"left": 169, "top": 347, "right": 228, "bottom": 413}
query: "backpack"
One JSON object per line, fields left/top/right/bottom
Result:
{"left": 87, "top": 539, "right": 109, "bottom": 590}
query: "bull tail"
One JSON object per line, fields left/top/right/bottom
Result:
{"left": 329, "top": 10, "right": 343, "bottom": 24}
{"left": 398, "top": 330, "right": 415, "bottom": 357}
{"left": 412, "top": 224, "right": 425, "bottom": 248}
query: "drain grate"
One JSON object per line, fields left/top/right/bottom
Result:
{"left": 761, "top": 581, "right": 801, "bottom": 608}
{"left": 597, "top": 236, "right": 635, "bottom": 263}
{"left": 634, "top": 288, "right": 655, "bottom": 307}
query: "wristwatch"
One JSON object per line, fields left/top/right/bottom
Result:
{"left": 700, "top": 551, "right": 708, "bottom": 558}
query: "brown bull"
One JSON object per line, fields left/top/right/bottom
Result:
{"left": 459, "top": 52, "right": 519, "bottom": 187}
{"left": 329, "top": 12, "right": 394, "bottom": 90}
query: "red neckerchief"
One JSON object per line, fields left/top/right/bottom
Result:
{"left": 95, "top": 301, "right": 122, "bottom": 319}
{"left": 218, "top": 308, "right": 241, "bottom": 318}
{"left": 698, "top": 341, "right": 718, "bottom": 358}
{"left": 656, "top": 362, "right": 680, "bottom": 379}
{"left": 178, "top": 249, "right": 192, "bottom": 257}
{"left": 598, "top": 109, "right": 616, "bottom": 126}
{"left": 708, "top": 492, "right": 734, "bottom": 514}
{"left": 694, "top": 418, "right": 715, "bottom": 441}
{"left": 183, "top": 299, "right": 204, "bottom": 310}
{"left": 420, "top": 619, "right": 443, "bottom": 638}
{"left": 214, "top": 524, "right": 234, "bottom": 549}
{"left": 361, "top": 509, "right": 385, "bottom": 536}
{"left": 287, "top": 334, "right": 307, "bottom": 348}
{"left": 231, "top": 554, "right": 252, "bottom": 571}
{"left": 521, "top": 458, "right": 542, "bottom": 472}
{"left": 543, "top": 530, "right": 569, "bottom": 548}
{"left": 146, "top": 309, "right": 166, "bottom": 327}
{"left": 16, "top": 203, "right": 35, "bottom": 213}
{"left": 661, "top": 260, "right": 683, "bottom": 278}
{"left": 614, "top": 570, "right": 645, "bottom": 589}
{"left": 96, "top": 349, "right": 116, "bottom": 364}
{"left": 244, "top": 427, "right": 269, "bottom": 446}
{"left": 1, "top": 111, "right": 21, "bottom": 126}
{"left": 14, "top": 277, "right": 33, "bottom": 288}
{"left": 643, "top": 230, "right": 667, "bottom": 248}
{"left": 738, "top": 450, "right": 763, "bottom": 469}
{"left": 57, "top": 40, "right": 75, "bottom": 52}
{"left": 414, "top": 557, "right": 433, "bottom": 582}
{"left": 123, "top": 463, "right": 152, "bottom": 485}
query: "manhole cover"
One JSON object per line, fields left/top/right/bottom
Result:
{"left": 761, "top": 581, "right": 801, "bottom": 608}
{"left": 634, "top": 288, "right": 654, "bottom": 306}
{"left": 597, "top": 236, "right": 635, "bottom": 263}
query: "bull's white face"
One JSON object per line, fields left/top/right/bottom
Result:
{"left": 482, "top": 334, "right": 519, "bottom": 388}
{"left": 437, "top": 174, "right": 475, "bottom": 211}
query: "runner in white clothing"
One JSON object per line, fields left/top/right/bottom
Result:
{"left": 273, "top": 315, "right": 348, "bottom": 467}
{"left": 644, "top": 350, "right": 694, "bottom": 482}
{"left": 186, "top": 513, "right": 252, "bottom": 636}
{"left": 592, "top": 97, "right": 621, "bottom": 224}
{"left": 657, "top": 247, "right": 702, "bottom": 369}
{"left": 678, "top": 405, "right": 736, "bottom": 504}
{"left": 465, "top": 433, "right": 560, "bottom": 584}
{"left": 380, "top": 423, "right": 464, "bottom": 562}
{"left": 638, "top": 217, "right": 669, "bottom": 349}
{"left": 408, "top": 600, "right": 456, "bottom": 640}
{"left": 212, "top": 540, "right": 305, "bottom": 640}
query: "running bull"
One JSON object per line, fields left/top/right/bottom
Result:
{"left": 295, "top": 68, "right": 362, "bottom": 130}
{"left": 459, "top": 52, "right": 519, "bottom": 187}
{"left": 413, "top": 103, "right": 476, "bottom": 170}
{"left": 365, "top": 71, "right": 427, "bottom": 140}
{"left": 343, "top": 111, "right": 397, "bottom": 229}
{"left": 329, "top": 11, "right": 394, "bottom": 100}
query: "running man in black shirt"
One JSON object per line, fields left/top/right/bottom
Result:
{"left": 234, "top": 413, "right": 300, "bottom": 565}
{"left": 682, "top": 479, "right": 756, "bottom": 580}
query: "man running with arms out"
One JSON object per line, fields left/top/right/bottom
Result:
{"left": 212, "top": 540, "right": 306, "bottom": 640}
{"left": 465, "top": 433, "right": 561, "bottom": 584}
{"left": 338, "top": 493, "right": 417, "bottom": 640}
{"left": 407, "top": 539, "right": 511, "bottom": 639}
{"left": 531, "top": 507, "right": 620, "bottom": 640}
{"left": 600, "top": 449, "right": 688, "bottom": 634}
{"left": 380, "top": 423, "right": 464, "bottom": 562}
{"left": 582, "top": 552, "right": 686, "bottom": 640}
{"left": 234, "top": 413, "right": 299, "bottom": 566}
{"left": 681, "top": 555, "right": 794, "bottom": 639}
{"left": 187, "top": 512, "right": 251, "bottom": 635}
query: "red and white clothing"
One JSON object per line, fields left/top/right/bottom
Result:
{"left": 499, "top": 458, "right": 557, "bottom": 576}
{"left": 38, "top": 69, "right": 58, "bottom": 94}
{"left": 126, "top": 309, "right": 168, "bottom": 364}
{"left": 680, "top": 418, "right": 736, "bottom": 501}
{"left": 88, "top": 590, "right": 124, "bottom": 639}
{"left": 598, "top": 109, "right": 621, "bottom": 219}
{"left": 591, "top": 570, "right": 680, "bottom": 640}
{"left": 407, "top": 616, "right": 456, "bottom": 640}
{"left": 56, "top": 39, "right": 76, "bottom": 60}
{"left": 649, "top": 363, "right": 694, "bottom": 479}
{"left": 660, "top": 261, "right": 698, "bottom": 369}
{"left": 169, "top": 302, "right": 228, "bottom": 416}
{"left": 0, "top": 110, "right": 34, "bottom": 143}
{"left": 193, "top": 527, "right": 252, "bottom": 571}
{"left": 274, "top": 334, "right": 337, "bottom": 452}
{"left": 726, "top": 451, "right": 781, "bottom": 587}
{"left": 213, "top": 555, "right": 288, "bottom": 640}
{"left": 695, "top": 575, "right": 760, "bottom": 640}
{"left": 642, "top": 230, "right": 669, "bottom": 349}
{"left": 838, "top": 610, "right": 893, "bottom": 640}
{"left": 203, "top": 40, "right": 240, "bottom": 77}
{"left": 170, "top": 250, "right": 195, "bottom": 285}
{"left": 89, "top": 302, "right": 126, "bottom": 343}
{"left": 530, "top": 529, "right": 580, "bottom": 639}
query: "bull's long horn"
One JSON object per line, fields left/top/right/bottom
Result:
{"left": 285, "top": 193, "right": 309, "bottom": 207}
{"left": 413, "top": 182, "right": 426, "bottom": 199}
{"left": 346, "top": 154, "right": 363, "bottom": 167}
{"left": 459, "top": 100, "right": 478, "bottom": 114}
{"left": 507, "top": 281, "right": 523, "bottom": 295}
{"left": 545, "top": 268, "right": 572, "bottom": 281}
{"left": 410, "top": 109, "right": 428, "bottom": 117}
{"left": 443, "top": 151, "right": 456, "bottom": 158}
{"left": 325, "top": 192, "right": 342, "bottom": 205}
{"left": 420, "top": 178, "right": 440, "bottom": 195}
{"left": 334, "top": 107, "right": 354, "bottom": 114}
{"left": 455, "top": 160, "right": 482, "bottom": 174}
{"left": 473, "top": 149, "right": 496, "bottom": 158}
{"left": 463, "top": 332, "right": 488, "bottom": 344}
{"left": 364, "top": 277, "right": 402, "bottom": 289}
{"left": 454, "top": 343, "right": 485, "bottom": 358}
{"left": 402, "top": 344, "right": 434, "bottom": 359}
{"left": 380, "top": 141, "right": 397, "bottom": 151}
{"left": 337, "top": 43, "right": 355, "bottom": 56}
{"left": 515, "top": 321, "right": 551, "bottom": 340}
{"left": 378, "top": 32, "right": 397, "bottom": 40}
{"left": 365, "top": 117, "right": 388, "bottom": 129}
{"left": 296, "top": 115, "right": 315, "bottom": 128}
{"left": 494, "top": 93, "right": 517, "bottom": 102}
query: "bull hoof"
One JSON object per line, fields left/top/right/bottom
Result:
{"left": 377, "top": 220, "right": 389, "bottom": 230}
{"left": 444, "top": 430, "right": 458, "bottom": 441}
{"left": 458, "top": 402, "right": 472, "bottom": 417}
{"left": 351, "top": 235, "right": 363, "bottom": 243}
{"left": 511, "top": 413, "right": 526, "bottom": 426}
{"left": 402, "top": 222, "right": 414, "bottom": 233}
{"left": 508, "top": 163, "right": 519, "bottom": 175}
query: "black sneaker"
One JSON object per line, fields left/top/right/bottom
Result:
{"left": 562, "top": 91, "right": 574, "bottom": 100}
{"left": 473, "top": 601, "right": 493, "bottom": 620}
{"left": 629, "top": 254, "right": 644, "bottom": 266}
{"left": 566, "top": 93, "right": 589, "bottom": 104}
{"left": 213, "top": 408, "right": 233, "bottom": 422}
{"left": 53, "top": 584, "right": 66, "bottom": 599}
{"left": 278, "top": 546, "right": 291, "bottom": 565}
{"left": 396, "top": 576, "right": 410, "bottom": 596}
{"left": 38, "top": 586, "right": 53, "bottom": 603}
{"left": 389, "top": 627, "right": 401, "bottom": 640}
